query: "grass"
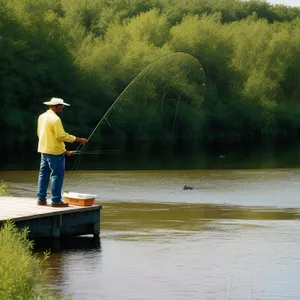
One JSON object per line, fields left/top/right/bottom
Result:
{"left": 0, "top": 220, "right": 71, "bottom": 299}
{"left": 0, "top": 181, "right": 8, "bottom": 196}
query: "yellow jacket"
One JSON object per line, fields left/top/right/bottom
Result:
{"left": 37, "top": 110, "right": 76, "bottom": 155}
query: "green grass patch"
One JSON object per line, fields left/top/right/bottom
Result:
{"left": 0, "top": 220, "right": 71, "bottom": 299}
{"left": 0, "top": 181, "right": 8, "bottom": 196}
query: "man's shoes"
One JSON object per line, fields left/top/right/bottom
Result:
{"left": 51, "top": 201, "right": 69, "bottom": 207}
{"left": 37, "top": 200, "right": 47, "bottom": 206}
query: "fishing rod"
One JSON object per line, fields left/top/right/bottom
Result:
{"left": 69, "top": 51, "right": 206, "bottom": 175}
{"left": 70, "top": 150, "right": 120, "bottom": 155}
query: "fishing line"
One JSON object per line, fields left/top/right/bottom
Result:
{"left": 172, "top": 93, "right": 181, "bottom": 133}
{"left": 67, "top": 51, "right": 206, "bottom": 181}
{"left": 72, "top": 150, "right": 120, "bottom": 155}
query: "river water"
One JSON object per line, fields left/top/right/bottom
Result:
{"left": 1, "top": 166, "right": 300, "bottom": 300}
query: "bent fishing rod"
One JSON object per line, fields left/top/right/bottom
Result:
{"left": 69, "top": 51, "right": 205, "bottom": 173}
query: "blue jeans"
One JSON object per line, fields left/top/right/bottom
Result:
{"left": 37, "top": 153, "right": 65, "bottom": 203}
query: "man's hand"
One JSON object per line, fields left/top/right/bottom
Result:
{"left": 79, "top": 138, "right": 88, "bottom": 144}
{"left": 75, "top": 137, "right": 88, "bottom": 144}
{"left": 65, "top": 150, "right": 77, "bottom": 156}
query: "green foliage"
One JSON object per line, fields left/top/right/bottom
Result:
{"left": 0, "top": 0, "right": 81, "bottom": 151}
{"left": 0, "top": 221, "right": 52, "bottom": 299}
{"left": 157, "top": 0, "right": 300, "bottom": 24}
{"left": 169, "top": 13, "right": 235, "bottom": 93}
{"left": 1, "top": 0, "right": 300, "bottom": 155}
{"left": 0, "top": 181, "right": 8, "bottom": 196}
{"left": 0, "top": 220, "right": 72, "bottom": 299}
{"left": 82, "top": 51, "right": 205, "bottom": 154}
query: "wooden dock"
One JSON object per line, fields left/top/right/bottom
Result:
{"left": 0, "top": 197, "right": 102, "bottom": 239}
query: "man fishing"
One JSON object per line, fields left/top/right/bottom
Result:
{"left": 37, "top": 97, "right": 88, "bottom": 207}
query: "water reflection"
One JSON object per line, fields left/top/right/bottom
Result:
{"left": 34, "top": 236, "right": 101, "bottom": 252}
{"left": 2, "top": 141, "right": 300, "bottom": 171}
{"left": 37, "top": 201, "right": 300, "bottom": 300}
{"left": 34, "top": 236, "right": 102, "bottom": 299}
{"left": 100, "top": 202, "right": 300, "bottom": 241}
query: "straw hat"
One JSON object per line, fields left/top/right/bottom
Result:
{"left": 43, "top": 97, "right": 70, "bottom": 106}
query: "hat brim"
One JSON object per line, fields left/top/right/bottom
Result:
{"left": 43, "top": 101, "right": 71, "bottom": 106}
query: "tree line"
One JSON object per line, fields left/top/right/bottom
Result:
{"left": 1, "top": 0, "right": 300, "bottom": 154}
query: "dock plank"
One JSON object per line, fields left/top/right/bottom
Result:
{"left": 0, "top": 197, "right": 102, "bottom": 238}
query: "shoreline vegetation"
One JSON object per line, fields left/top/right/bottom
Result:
{"left": 0, "top": 183, "right": 71, "bottom": 299}
{"left": 0, "top": 220, "right": 71, "bottom": 299}
{"left": 0, "top": 181, "right": 8, "bottom": 196}
{"left": 1, "top": 0, "right": 300, "bottom": 155}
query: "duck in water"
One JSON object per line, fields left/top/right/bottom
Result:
{"left": 183, "top": 185, "right": 193, "bottom": 190}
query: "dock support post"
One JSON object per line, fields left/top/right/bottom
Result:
{"left": 52, "top": 215, "right": 62, "bottom": 238}
{"left": 93, "top": 222, "right": 100, "bottom": 237}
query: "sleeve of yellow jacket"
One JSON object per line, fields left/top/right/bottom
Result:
{"left": 54, "top": 118, "right": 76, "bottom": 143}
{"left": 37, "top": 112, "right": 76, "bottom": 155}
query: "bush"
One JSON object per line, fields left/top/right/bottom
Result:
{"left": 0, "top": 181, "right": 8, "bottom": 196}
{"left": 0, "top": 220, "right": 69, "bottom": 299}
